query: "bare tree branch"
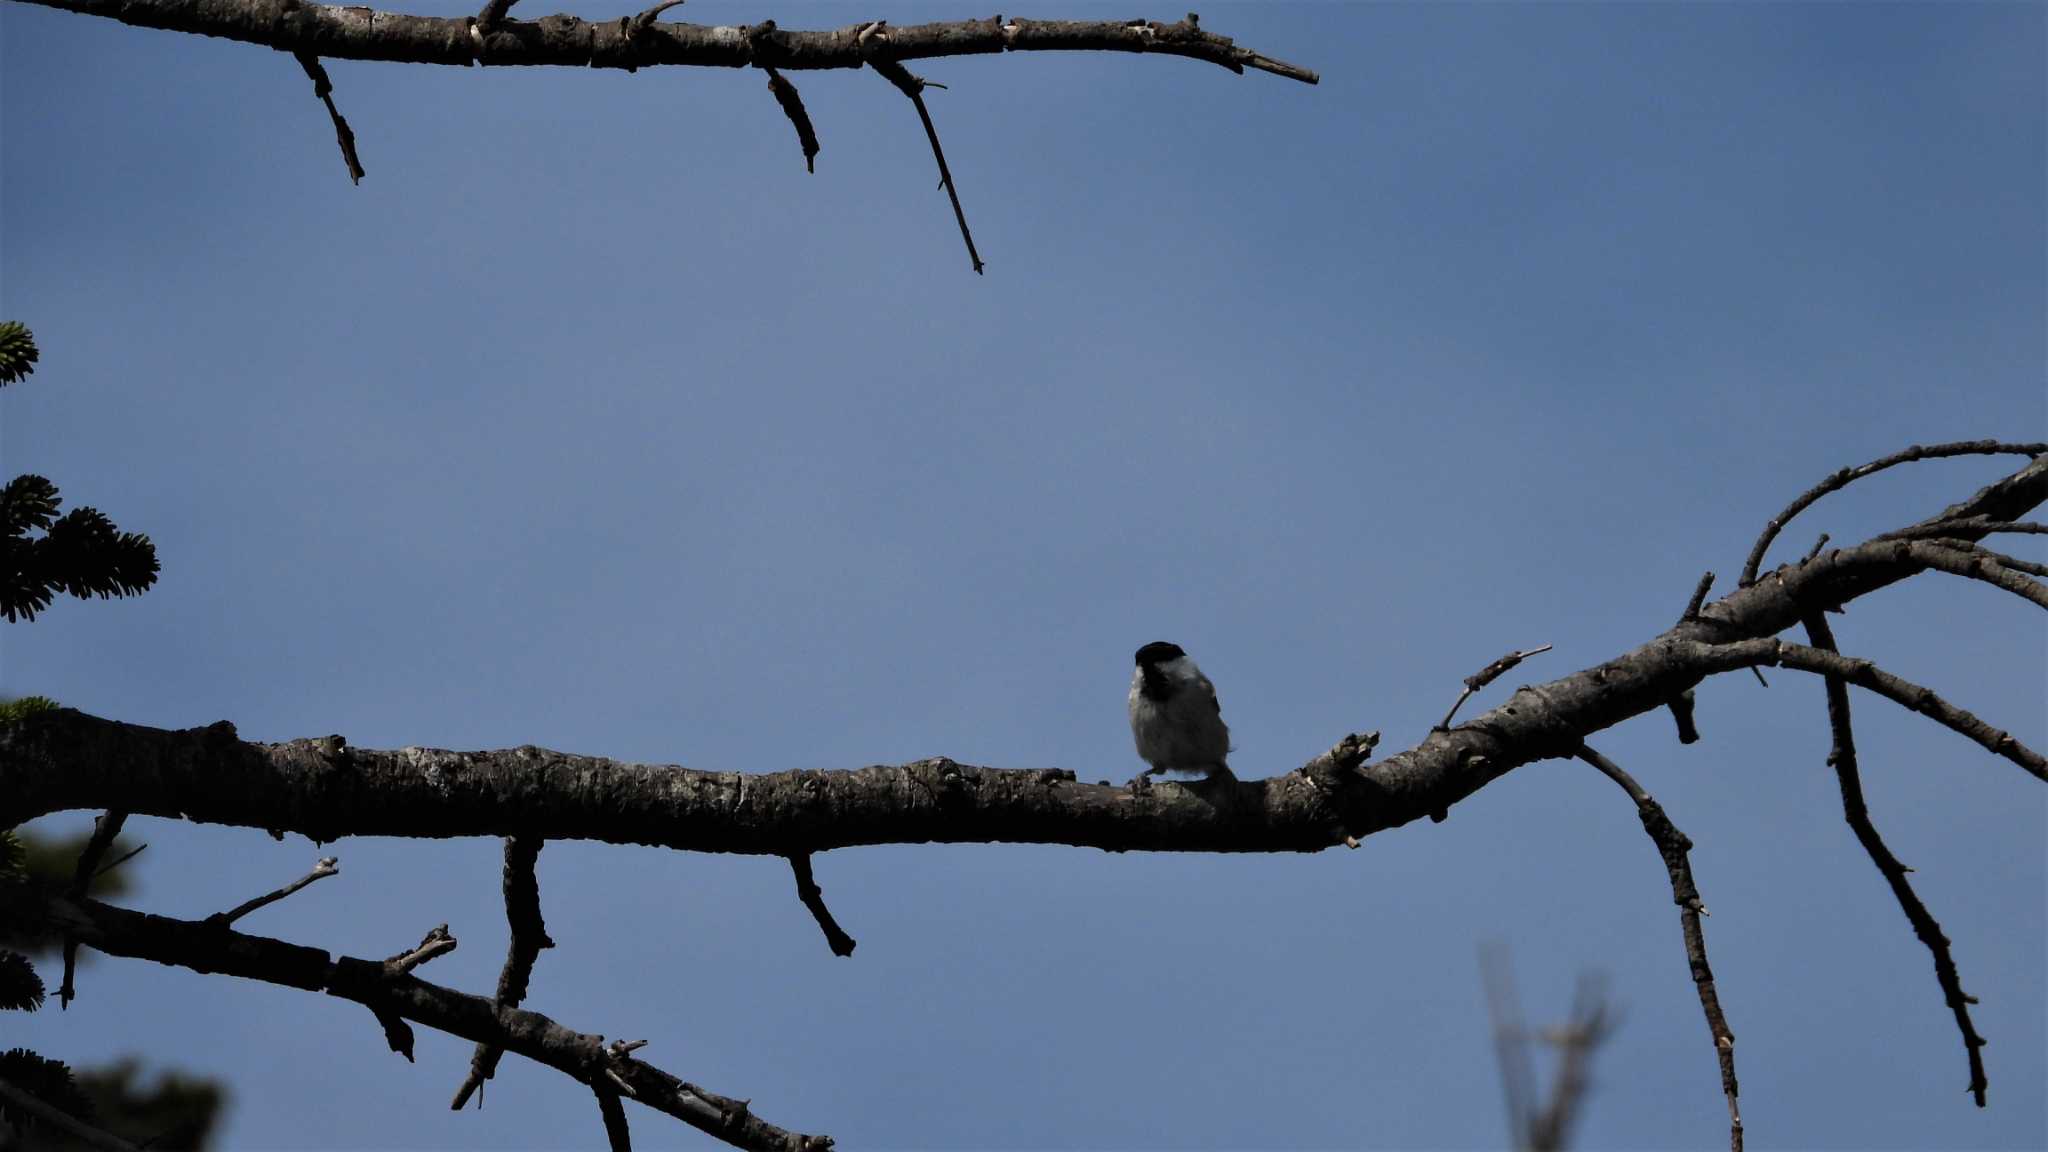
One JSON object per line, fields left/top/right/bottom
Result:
{"left": 787, "top": 853, "right": 856, "bottom": 957}
{"left": 0, "top": 885, "right": 829, "bottom": 1152}
{"left": 1437, "top": 644, "right": 1552, "bottom": 731}
{"left": 206, "top": 856, "right": 339, "bottom": 927}
{"left": 453, "top": 836, "right": 555, "bottom": 1109}
{"left": 762, "top": 66, "right": 819, "bottom": 173}
{"left": 1577, "top": 745, "right": 1740, "bottom": 1152}
{"left": 57, "top": 808, "right": 125, "bottom": 1008}
{"left": 14, "top": 3, "right": 1318, "bottom": 82}
{"left": 1802, "top": 613, "right": 1989, "bottom": 1106}
{"left": 1739, "top": 440, "right": 2048, "bottom": 586}
{"left": 1898, "top": 540, "right": 2048, "bottom": 610}
{"left": 1753, "top": 641, "right": 2046, "bottom": 783}
{"left": 293, "top": 52, "right": 365, "bottom": 183}
{"left": 869, "top": 57, "right": 982, "bottom": 275}
{"left": 595, "top": 1082, "right": 632, "bottom": 1152}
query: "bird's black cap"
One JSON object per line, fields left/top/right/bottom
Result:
{"left": 1135, "top": 641, "right": 1186, "bottom": 666}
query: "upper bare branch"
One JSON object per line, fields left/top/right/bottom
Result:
{"left": 16, "top": 2, "right": 1317, "bottom": 82}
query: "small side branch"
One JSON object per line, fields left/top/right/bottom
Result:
{"left": 454, "top": 836, "right": 555, "bottom": 1110}
{"left": 869, "top": 58, "right": 982, "bottom": 275}
{"left": 1899, "top": 540, "right": 2048, "bottom": 611}
{"left": 762, "top": 66, "right": 819, "bottom": 173}
{"left": 594, "top": 1082, "right": 632, "bottom": 1152}
{"left": 7, "top": 884, "right": 829, "bottom": 1151}
{"left": 294, "top": 53, "right": 366, "bottom": 183}
{"left": 1740, "top": 441, "right": 2048, "bottom": 586}
{"left": 1438, "top": 645, "right": 1552, "bottom": 731}
{"left": 58, "top": 808, "right": 126, "bottom": 1009}
{"left": 1883, "top": 517, "right": 2047, "bottom": 542}
{"left": 1803, "top": 614, "right": 1988, "bottom": 1106}
{"left": 1577, "top": 745, "right": 1740, "bottom": 1152}
{"left": 386, "top": 924, "right": 457, "bottom": 973}
{"left": 787, "top": 853, "right": 857, "bottom": 957}
{"left": 1761, "top": 642, "right": 2048, "bottom": 783}
{"left": 206, "top": 856, "right": 340, "bottom": 927}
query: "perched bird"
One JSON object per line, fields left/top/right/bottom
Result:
{"left": 1128, "top": 641, "right": 1232, "bottom": 780}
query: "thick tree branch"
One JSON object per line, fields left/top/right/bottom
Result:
{"left": 6, "top": 462, "right": 2045, "bottom": 851}
{"left": 1577, "top": 745, "right": 1740, "bottom": 1152}
{"left": 0, "top": 884, "right": 829, "bottom": 1152}
{"left": 12, "top": 2, "right": 1318, "bottom": 82}
{"left": 1802, "top": 613, "right": 1988, "bottom": 1106}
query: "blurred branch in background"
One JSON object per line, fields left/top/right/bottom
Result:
{"left": 1482, "top": 944, "right": 1617, "bottom": 1152}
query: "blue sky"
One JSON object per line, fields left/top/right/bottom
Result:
{"left": 3, "top": 2, "right": 2043, "bottom": 1148}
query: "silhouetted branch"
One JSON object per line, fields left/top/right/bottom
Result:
{"left": 16, "top": 4, "right": 1318, "bottom": 83}
{"left": 1802, "top": 613, "right": 1988, "bottom": 1106}
{"left": 595, "top": 1082, "right": 632, "bottom": 1152}
{"left": 293, "top": 52, "right": 364, "bottom": 183}
{"left": 453, "top": 836, "right": 554, "bottom": 1109}
{"left": 0, "top": 885, "right": 829, "bottom": 1152}
{"left": 869, "top": 57, "right": 982, "bottom": 274}
{"left": 762, "top": 66, "right": 819, "bottom": 173}
{"left": 787, "top": 854, "right": 856, "bottom": 957}
{"left": 1740, "top": 440, "right": 2047, "bottom": 586}
{"left": 1577, "top": 745, "right": 1740, "bottom": 1152}
{"left": 206, "top": 856, "right": 339, "bottom": 927}
{"left": 57, "top": 809, "right": 125, "bottom": 1008}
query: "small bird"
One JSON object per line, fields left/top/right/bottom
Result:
{"left": 1128, "top": 641, "right": 1233, "bottom": 781}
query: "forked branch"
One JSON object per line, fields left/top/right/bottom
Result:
{"left": 1802, "top": 613, "right": 1988, "bottom": 1106}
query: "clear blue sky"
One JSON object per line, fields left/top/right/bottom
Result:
{"left": 4, "top": 2, "right": 2043, "bottom": 1149}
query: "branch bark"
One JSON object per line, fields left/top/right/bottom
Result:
{"left": 0, "top": 884, "right": 829, "bottom": 1152}
{"left": 14, "top": 3, "right": 1318, "bottom": 82}
{"left": 6, "top": 454, "right": 2040, "bottom": 849}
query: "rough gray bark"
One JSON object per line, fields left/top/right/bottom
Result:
{"left": 11, "top": 2, "right": 1319, "bottom": 82}
{"left": 6, "top": 456, "right": 2042, "bottom": 848}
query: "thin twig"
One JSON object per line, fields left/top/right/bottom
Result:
{"left": 762, "top": 66, "right": 820, "bottom": 173}
{"left": 1577, "top": 745, "right": 1741, "bottom": 1152}
{"left": 294, "top": 53, "right": 365, "bottom": 183}
{"left": 787, "top": 853, "right": 857, "bottom": 957}
{"left": 594, "top": 1083, "right": 632, "bottom": 1152}
{"left": 0, "top": 1075, "right": 142, "bottom": 1152}
{"left": 91, "top": 842, "right": 147, "bottom": 879}
{"left": 206, "top": 857, "right": 339, "bottom": 927}
{"left": 386, "top": 924, "right": 458, "bottom": 973}
{"left": 1681, "top": 572, "right": 1716, "bottom": 621}
{"left": 58, "top": 808, "right": 126, "bottom": 1008}
{"left": 1740, "top": 441, "right": 2048, "bottom": 586}
{"left": 1803, "top": 613, "right": 1987, "bottom": 1106}
{"left": 869, "top": 58, "right": 982, "bottom": 275}
{"left": 453, "top": 836, "right": 554, "bottom": 1110}
{"left": 1439, "top": 645, "right": 1553, "bottom": 730}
